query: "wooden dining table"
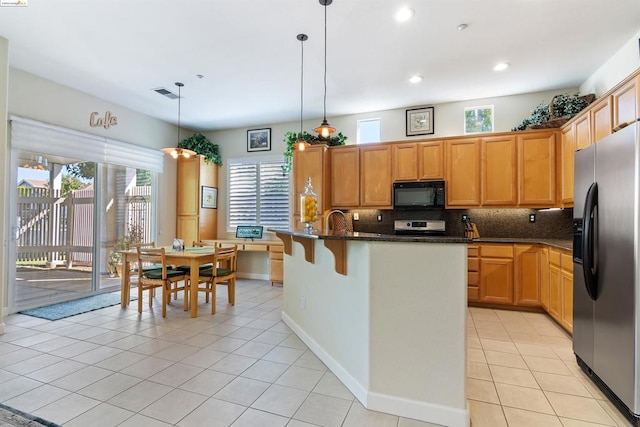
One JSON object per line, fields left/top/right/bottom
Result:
{"left": 119, "top": 246, "right": 216, "bottom": 317}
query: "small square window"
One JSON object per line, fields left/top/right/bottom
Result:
{"left": 464, "top": 105, "right": 494, "bottom": 134}
{"left": 357, "top": 118, "right": 381, "bottom": 143}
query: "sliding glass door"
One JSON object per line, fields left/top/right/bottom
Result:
{"left": 9, "top": 150, "right": 155, "bottom": 313}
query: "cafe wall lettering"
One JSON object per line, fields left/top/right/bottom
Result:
{"left": 90, "top": 111, "right": 118, "bottom": 129}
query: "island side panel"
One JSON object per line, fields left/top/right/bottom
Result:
{"left": 368, "top": 242, "right": 468, "bottom": 425}
{"left": 282, "top": 239, "right": 371, "bottom": 398}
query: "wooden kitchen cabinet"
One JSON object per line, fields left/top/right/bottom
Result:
{"left": 559, "top": 125, "right": 575, "bottom": 205}
{"left": 392, "top": 143, "right": 418, "bottom": 181}
{"left": 293, "top": 145, "right": 329, "bottom": 226}
{"left": 360, "top": 145, "right": 392, "bottom": 208}
{"left": 467, "top": 245, "right": 480, "bottom": 302}
{"left": 514, "top": 245, "right": 542, "bottom": 307}
{"left": 591, "top": 96, "right": 612, "bottom": 143}
{"left": 330, "top": 146, "right": 360, "bottom": 208}
{"left": 481, "top": 135, "right": 517, "bottom": 206}
{"left": 539, "top": 246, "right": 550, "bottom": 310}
{"left": 177, "top": 156, "right": 218, "bottom": 244}
{"left": 479, "top": 244, "right": 514, "bottom": 305}
{"left": 575, "top": 113, "right": 591, "bottom": 150}
{"left": 418, "top": 140, "right": 444, "bottom": 180}
{"left": 517, "top": 131, "right": 557, "bottom": 207}
{"left": 547, "top": 247, "right": 573, "bottom": 333}
{"left": 445, "top": 138, "right": 480, "bottom": 207}
{"left": 612, "top": 74, "right": 639, "bottom": 129}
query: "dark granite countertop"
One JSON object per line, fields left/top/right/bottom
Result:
{"left": 270, "top": 229, "right": 472, "bottom": 244}
{"left": 472, "top": 237, "right": 572, "bottom": 251}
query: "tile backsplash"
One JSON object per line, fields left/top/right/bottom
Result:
{"left": 348, "top": 208, "right": 573, "bottom": 240}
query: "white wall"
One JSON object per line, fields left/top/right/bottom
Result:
{"left": 580, "top": 29, "right": 640, "bottom": 96}
{"left": 7, "top": 68, "right": 180, "bottom": 245}
{"left": 0, "top": 37, "right": 9, "bottom": 332}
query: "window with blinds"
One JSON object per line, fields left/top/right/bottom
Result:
{"left": 228, "top": 158, "right": 290, "bottom": 230}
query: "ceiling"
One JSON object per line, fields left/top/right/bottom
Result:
{"left": 1, "top": 0, "right": 639, "bottom": 132}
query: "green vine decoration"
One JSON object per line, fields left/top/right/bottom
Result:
{"left": 178, "top": 132, "right": 222, "bottom": 166}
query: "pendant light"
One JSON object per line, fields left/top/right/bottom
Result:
{"left": 295, "top": 33, "right": 310, "bottom": 151}
{"left": 161, "top": 82, "right": 196, "bottom": 159}
{"left": 313, "top": 0, "right": 336, "bottom": 138}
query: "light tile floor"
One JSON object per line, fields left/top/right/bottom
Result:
{"left": 0, "top": 279, "right": 633, "bottom": 427}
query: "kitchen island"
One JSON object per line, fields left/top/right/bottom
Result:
{"left": 272, "top": 229, "right": 471, "bottom": 427}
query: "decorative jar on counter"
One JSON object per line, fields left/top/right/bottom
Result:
{"left": 300, "top": 176, "right": 318, "bottom": 232}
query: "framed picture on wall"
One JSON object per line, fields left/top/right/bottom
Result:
{"left": 201, "top": 186, "right": 217, "bottom": 209}
{"left": 406, "top": 106, "right": 434, "bottom": 136}
{"left": 247, "top": 128, "right": 271, "bottom": 152}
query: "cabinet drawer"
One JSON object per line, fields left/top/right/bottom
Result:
{"left": 270, "top": 252, "right": 283, "bottom": 261}
{"left": 561, "top": 253, "right": 573, "bottom": 272}
{"left": 468, "top": 245, "right": 479, "bottom": 257}
{"left": 480, "top": 244, "right": 513, "bottom": 258}
{"left": 468, "top": 286, "right": 479, "bottom": 301}
{"left": 269, "top": 245, "right": 284, "bottom": 253}
{"left": 468, "top": 271, "right": 479, "bottom": 286}
{"left": 549, "top": 249, "right": 561, "bottom": 267}
{"left": 468, "top": 257, "right": 479, "bottom": 272}
{"left": 243, "top": 244, "right": 268, "bottom": 252}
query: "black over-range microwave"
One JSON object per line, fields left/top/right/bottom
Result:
{"left": 393, "top": 180, "right": 445, "bottom": 210}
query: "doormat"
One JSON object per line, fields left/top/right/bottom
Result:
{"left": 0, "top": 402, "right": 60, "bottom": 426}
{"left": 19, "top": 293, "right": 136, "bottom": 321}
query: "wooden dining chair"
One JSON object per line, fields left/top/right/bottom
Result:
{"left": 195, "top": 245, "right": 238, "bottom": 314}
{"left": 136, "top": 246, "right": 189, "bottom": 317}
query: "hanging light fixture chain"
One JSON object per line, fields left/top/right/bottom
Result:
{"left": 322, "top": 1, "right": 327, "bottom": 121}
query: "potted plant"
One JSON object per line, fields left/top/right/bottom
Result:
{"left": 178, "top": 132, "right": 222, "bottom": 166}
{"left": 107, "top": 224, "right": 144, "bottom": 277}
{"left": 512, "top": 92, "right": 595, "bottom": 131}
{"left": 282, "top": 131, "right": 347, "bottom": 173}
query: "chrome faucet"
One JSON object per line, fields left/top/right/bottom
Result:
{"left": 325, "top": 209, "right": 347, "bottom": 234}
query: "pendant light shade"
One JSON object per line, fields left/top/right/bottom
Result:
{"left": 161, "top": 82, "right": 196, "bottom": 159}
{"left": 313, "top": 0, "right": 336, "bottom": 138}
{"left": 295, "top": 33, "right": 310, "bottom": 151}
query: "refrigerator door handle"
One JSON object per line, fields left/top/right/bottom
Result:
{"left": 582, "top": 182, "right": 598, "bottom": 301}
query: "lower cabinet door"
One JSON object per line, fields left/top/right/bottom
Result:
{"left": 561, "top": 270, "right": 573, "bottom": 332}
{"left": 548, "top": 265, "right": 562, "bottom": 321}
{"left": 480, "top": 258, "right": 514, "bottom": 304}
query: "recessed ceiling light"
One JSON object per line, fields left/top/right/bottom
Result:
{"left": 396, "top": 6, "right": 414, "bottom": 22}
{"left": 457, "top": 23, "right": 468, "bottom": 31}
{"left": 494, "top": 62, "right": 510, "bottom": 71}
{"left": 409, "top": 75, "right": 423, "bottom": 83}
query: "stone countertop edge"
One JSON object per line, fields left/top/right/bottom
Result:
{"left": 269, "top": 229, "right": 472, "bottom": 243}
{"left": 269, "top": 229, "right": 572, "bottom": 250}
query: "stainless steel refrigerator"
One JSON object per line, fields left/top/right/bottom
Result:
{"left": 574, "top": 119, "right": 640, "bottom": 426}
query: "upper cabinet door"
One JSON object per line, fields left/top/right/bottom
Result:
{"left": 330, "top": 146, "right": 360, "bottom": 208}
{"left": 360, "top": 145, "right": 392, "bottom": 208}
{"left": 177, "top": 156, "right": 200, "bottom": 216}
{"left": 559, "top": 125, "right": 575, "bottom": 205}
{"left": 591, "top": 96, "right": 612, "bottom": 143}
{"left": 612, "top": 74, "right": 639, "bottom": 129}
{"left": 392, "top": 143, "right": 418, "bottom": 181}
{"left": 293, "top": 145, "right": 328, "bottom": 218}
{"left": 574, "top": 113, "right": 591, "bottom": 150}
{"left": 517, "top": 131, "right": 557, "bottom": 207}
{"left": 481, "top": 135, "right": 517, "bottom": 206}
{"left": 445, "top": 138, "right": 480, "bottom": 207}
{"left": 418, "top": 141, "right": 444, "bottom": 180}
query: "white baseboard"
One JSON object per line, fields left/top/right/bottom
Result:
{"left": 282, "top": 311, "right": 470, "bottom": 427}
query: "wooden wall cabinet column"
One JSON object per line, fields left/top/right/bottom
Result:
{"left": 514, "top": 245, "right": 542, "bottom": 307}
{"left": 293, "top": 145, "right": 330, "bottom": 228}
{"left": 360, "top": 145, "right": 392, "bottom": 208}
{"left": 559, "top": 125, "right": 575, "bottom": 205}
{"left": 445, "top": 138, "right": 480, "bottom": 207}
{"left": 517, "top": 131, "right": 557, "bottom": 207}
{"left": 177, "top": 156, "right": 218, "bottom": 244}
{"left": 481, "top": 135, "right": 517, "bottom": 206}
{"left": 479, "top": 244, "right": 514, "bottom": 305}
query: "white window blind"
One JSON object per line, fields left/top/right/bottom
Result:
{"left": 10, "top": 115, "right": 164, "bottom": 172}
{"left": 228, "top": 158, "right": 290, "bottom": 230}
